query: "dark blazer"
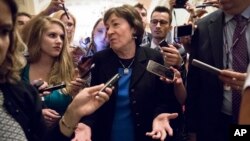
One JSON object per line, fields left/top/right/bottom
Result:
{"left": 186, "top": 10, "right": 226, "bottom": 141}
{"left": 0, "top": 82, "right": 70, "bottom": 141}
{"left": 85, "top": 47, "right": 182, "bottom": 141}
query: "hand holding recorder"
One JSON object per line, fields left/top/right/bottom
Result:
{"left": 191, "top": 59, "right": 221, "bottom": 74}
{"left": 99, "top": 73, "right": 121, "bottom": 92}
{"left": 146, "top": 60, "right": 174, "bottom": 80}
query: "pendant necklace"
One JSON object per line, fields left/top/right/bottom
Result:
{"left": 119, "top": 58, "right": 135, "bottom": 75}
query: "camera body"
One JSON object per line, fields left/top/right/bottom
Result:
{"left": 174, "top": 0, "right": 188, "bottom": 8}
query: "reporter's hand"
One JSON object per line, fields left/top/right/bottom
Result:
{"left": 31, "top": 79, "right": 50, "bottom": 97}
{"left": 71, "top": 123, "right": 92, "bottom": 141}
{"left": 42, "top": 108, "right": 61, "bottom": 126}
{"left": 161, "top": 45, "right": 183, "bottom": 67}
{"left": 219, "top": 69, "right": 247, "bottom": 91}
{"left": 43, "top": 0, "right": 65, "bottom": 15}
{"left": 69, "top": 84, "right": 112, "bottom": 117}
{"left": 169, "top": 0, "right": 176, "bottom": 10}
{"left": 204, "top": 0, "right": 221, "bottom": 8}
{"left": 60, "top": 84, "right": 113, "bottom": 137}
{"left": 70, "top": 76, "right": 89, "bottom": 97}
{"left": 160, "top": 66, "right": 182, "bottom": 84}
{"left": 146, "top": 113, "right": 178, "bottom": 141}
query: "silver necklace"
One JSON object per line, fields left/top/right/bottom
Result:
{"left": 119, "top": 58, "right": 135, "bottom": 74}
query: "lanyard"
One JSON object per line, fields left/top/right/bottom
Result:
{"left": 223, "top": 19, "right": 250, "bottom": 68}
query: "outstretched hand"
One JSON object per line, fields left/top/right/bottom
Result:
{"left": 71, "top": 123, "right": 92, "bottom": 141}
{"left": 146, "top": 113, "right": 178, "bottom": 141}
{"left": 70, "top": 84, "right": 112, "bottom": 117}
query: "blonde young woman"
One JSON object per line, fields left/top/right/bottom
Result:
{"left": 52, "top": 10, "right": 76, "bottom": 45}
{"left": 52, "top": 10, "right": 86, "bottom": 66}
{"left": 21, "top": 16, "right": 80, "bottom": 126}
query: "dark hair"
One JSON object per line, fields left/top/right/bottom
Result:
{"left": 103, "top": 4, "right": 144, "bottom": 47}
{"left": 17, "top": 12, "right": 32, "bottom": 19}
{"left": 87, "top": 18, "right": 105, "bottom": 54}
{"left": 134, "top": 3, "right": 147, "bottom": 16}
{"left": 151, "top": 6, "right": 172, "bottom": 25}
{"left": 0, "top": 0, "right": 27, "bottom": 83}
{"left": 91, "top": 18, "right": 103, "bottom": 44}
{"left": 2, "top": 0, "right": 17, "bottom": 54}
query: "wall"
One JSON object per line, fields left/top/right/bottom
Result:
{"left": 16, "top": 0, "right": 198, "bottom": 41}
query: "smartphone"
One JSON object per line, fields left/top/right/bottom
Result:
{"left": 99, "top": 73, "right": 121, "bottom": 92}
{"left": 174, "top": 25, "right": 193, "bottom": 38}
{"left": 39, "top": 82, "right": 66, "bottom": 93}
{"left": 159, "top": 40, "right": 169, "bottom": 47}
{"left": 80, "top": 63, "right": 95, "bottom": 78}
{"left": 191, "top": 59, "right": 221, "bottom": 75}
{"left": 146, "top": 60, "right": 174, "bottom": 80}
{"left": 174, "top": 0, "right": 188, "bottom": 8}
{"left": 78, "top": 56, "right": 94, "bottom": 78}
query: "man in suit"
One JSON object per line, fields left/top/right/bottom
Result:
{"left": 186, "top": 0, "right": 250, "bottom": 141}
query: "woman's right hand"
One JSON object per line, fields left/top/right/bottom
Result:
{"left": 70, "top": 84, "right": 113, "bottom": 117}
{"left": 42, "top": 108, "right": 61, "bottom": 126}
{"left": 31, "top": 79, "right": 51, "bottom": 97}
{"left": 60, "top": 84, "right": 113, "bottom": 137}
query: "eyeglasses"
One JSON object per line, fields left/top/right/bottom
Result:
{"left": 150, "top": 19, "right": 169, "bottom": 25}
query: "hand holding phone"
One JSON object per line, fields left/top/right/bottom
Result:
{"left": 78, "top": 56, "right": 94, "bottom": 78}
{"left": 62, "top": 4, "right": 70, "bottom": 19}
{"left": 99, "top": 73, "right": 121, "bottom": 92}
{"left": 159, "top": 40, "right": 169, "bottom": 47}
{"left": 191, "top": 59, "right": 221, "bottom": 75}
{"left": 146, "top": 60, "right": 174, "bottom": 80}
{"left": 39, "top": 82, "right": 66, "bottom": 93}
{"left": 81, "top": 63, "right": 95, "bottom": 78}
{"left": 33, "top": 80, "right": 44, "bottom": 89}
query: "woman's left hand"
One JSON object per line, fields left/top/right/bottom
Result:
{"left": 146, "top": 113, "right": 178, "bottom": 141}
